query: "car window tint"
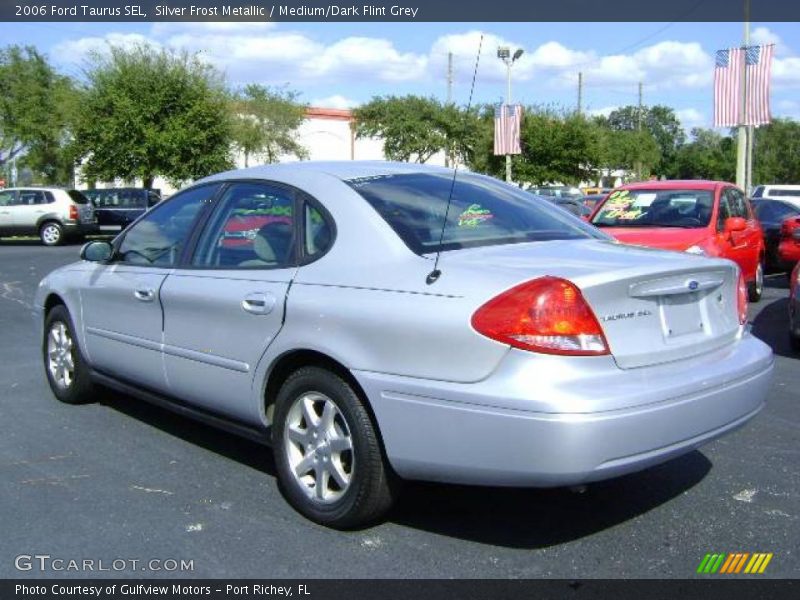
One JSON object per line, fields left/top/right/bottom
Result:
{"left": 752, "top": 186, "right": 763, "bottom": 198}
{"left": 67, "top": 190, "right": 89, "bottom": 204}
{"left": 0, "top": 191, "right": 16, "bottom": 206}
{"left": 770, "top": 189, "right": 800, "bottom": 198}
{"left": 728, "top": 189, "right": 749, "bottom": 219}
{"left": 19, "top": 190, "right": 47, "bottom": 205}
{"left": 192, "top": 182, "right": 296, "bottom": 269}
{"left": 717, "top": 191, "right": 733, "bottom": 230}
{"left": 117, "top": 184, "right": 217, "bottom": 267}
{"left": 304, "top": 203, "right": 332, "bottom": 258}
{"left": 349, "top": 173, "right": 604, "bottom": 254}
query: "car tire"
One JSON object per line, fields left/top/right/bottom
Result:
{"left": 43, "top": 305, "right": 95, "bottom": 404}
{"left": 748, "top": 260, "right": 764, "bottom": 303}
{"left": 40, "top": 221, "right": 63, "bottom": 246}
{"left": 273, "top": 366, "right": 398, "bottom": 529}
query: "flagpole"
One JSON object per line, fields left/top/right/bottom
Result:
{"left": 735, "top": 0, "right": 750, "bottom": 192}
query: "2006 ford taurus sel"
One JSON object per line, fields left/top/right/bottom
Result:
{"left": 34, "top": 162, "right": 774, "bottom": 528}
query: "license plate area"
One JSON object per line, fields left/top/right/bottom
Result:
{"left": 660, "top": 293, "right": 705, "bottom": 339}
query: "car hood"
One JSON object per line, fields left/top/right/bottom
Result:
{"left": 598, "top": 227, "right": 708, "bottom": 251}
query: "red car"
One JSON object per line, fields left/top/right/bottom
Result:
{"left": 590, "top": 180, "right": 765, "bottom": 301}
{"left": 778, "top": 215, "right": 800, "bottom": 271}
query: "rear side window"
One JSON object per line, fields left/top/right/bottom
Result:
{"left": 18, "top": 190, "right": 48, "bottom": 205}
{"left": 67, "top": 190, "right": 89, "bottom": 204}
{"left": 770, "top": 189, "right": 800, "bottom": 198}
{"left": 347, "top": 173, "right": 604, "bottom": 254}
{"left": 0, "top": 191, "right": 15, "bottom": 206}
{"left": 192, "top": 182, "right": 296, "bottom": 269}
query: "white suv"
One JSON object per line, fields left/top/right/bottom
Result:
{"left": 0, "top": 187, "right": 98, "bottom": 246}
{"left": 752, "top": 184, "right": 800, "bottom": 207}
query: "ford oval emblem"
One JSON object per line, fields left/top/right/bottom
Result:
{"left": 688, "top": 280, "right": 699, "bottom": 291}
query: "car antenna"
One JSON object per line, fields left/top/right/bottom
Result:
{"left": 426, "top": 33, "right": 484, "bottom": 285}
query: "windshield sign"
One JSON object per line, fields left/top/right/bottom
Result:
{"left": 592, "top": 189, "right": 714, "bottom": 228}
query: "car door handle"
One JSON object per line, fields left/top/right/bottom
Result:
{"left": 134, "top": 288, "right": 156, "bottom": 302}
{"left": 241, "top": 292, "right": 276, "bottom": 315}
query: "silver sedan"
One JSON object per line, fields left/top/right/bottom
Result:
{"left": 34, "top": 162, "right": 774, "bottom": 528}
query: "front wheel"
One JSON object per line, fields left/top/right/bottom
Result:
{"left": 748, "top": 260, "right": 764, "bottom": 303}
{"left": 273, "top": 367, "right": 397, "bottom": 529}
{"left": 43, "top": 305, "right": 95, "bottom": 404}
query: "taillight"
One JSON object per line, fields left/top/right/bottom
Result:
{"left": 69, "top": 205, "right": 78, "bottom": 220}
{"left": 737, "top": 270, "right": 748, "bottom": 325}
{"left": 471, "top": 277, "right": 609, "bottom": 356}
{"left": 780, "top": 216, "right": 800, "bottom": 241}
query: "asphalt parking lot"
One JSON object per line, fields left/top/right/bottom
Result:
{"left": 0, "top": 240, "right": 798, "bottom": 579}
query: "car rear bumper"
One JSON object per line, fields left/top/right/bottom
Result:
{"left": 354, "top": 332, "right": 773, "bottom": 486}
{"left": 63, "top": 221, "right": 98, "bottom": 235}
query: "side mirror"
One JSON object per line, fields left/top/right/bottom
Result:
{"left": 724, "top": 216, "right": 747, "bottom": 233}
{"left": 80, "top": 240, "right": 113, "bottom": 262}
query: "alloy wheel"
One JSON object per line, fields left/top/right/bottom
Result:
{"left": 283, "top": 392, "right": 354, "bottom": 504}
{"left": 47, "top": 321, "right": 75, "bottom": 389}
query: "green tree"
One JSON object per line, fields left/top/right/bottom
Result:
{"left": 673, "top": 128, "right": 736, "bottom": 181}
{"left": 606, "top": 105, "right": 685, "bottom": 177}
{"left": 230, "top": 84, "right": 307, "bottom": 167}
{"left": 73, "top": 44, "right": 233, "bottom": 188}
{"left": 0, "top": 45, "right": 77, "bottom": 184}
{"left": 596, "top": 126, "right": 661, "bottom": 178}
{"left": 353, "top": 95, "right": 469, "bottom": 164}
{"left": 469, "top": 106, "right": 603, "bottom": 185}
{"left": 752, "top": 118, "right": 800, "bottom": 184}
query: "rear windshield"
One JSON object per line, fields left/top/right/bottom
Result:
{"left": 347, "top": 172, "right": 606, "bottom": 254}
{"left": 592, "top": 188, "right": 714, "bottom": 228}
{"left": 67, "top": 190, "right": 89, "bottom": 204}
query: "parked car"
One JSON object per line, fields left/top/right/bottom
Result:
{"left": 81, "top": 188, "right": 161, "bottom": 234}
{"left": 751, "top": 198, "right": 800, "bottom": 272}
{"left": 582, "top": 187, "right": 613, "bottom": 196}
{"left": 777, "top": 215, "right": 800, "bottom": 273}
{"left": 0, "top": 187, "right": 97, "bottom": 245}
{"left": 590, "top": 181, "right": 766, "bottom": 302}
{"left": 582, "top": 193, "right": 608, "bottom": 213}
{"left": 752, "top": 184, "right": 800, "bottom": 207}
{"left": 530, "top": 192, "right": 589, "bottom": 217}
{"left": 789, "top": 262, "right": 800, "bottom": 351}
{"left": 35, "top": 162, "right": 773, "bottom": 528}
{"left": 528, "top": 185, "right": 584, "bottom": 201}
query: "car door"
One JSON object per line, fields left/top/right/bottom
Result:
{"left": 13, "top": 190, "right": 50, "bottom": 233}
{"left": 80, "top": 183, "right": 219, "bottom": 392}
{"left": 159, "top": 181, "right": 306, "bottom": 423}
{"left": 0, "top": 190, "right": 17, "bottom": 234}
{"left": 716, "top": 187, "right": 758, "bottom": 278}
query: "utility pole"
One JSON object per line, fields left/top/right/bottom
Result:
{"left": 577, "top": 72, "right": 583, "bottom": 115}
{"left": 445, "top": 51, "right": 453, "bottom": 168}
{"left": 497, "top": 46, "right": 523, "bottom": 183}
{"left": 736, "top": 0, "right": 750, "bottom": 192}
{"left": 637, "top": 81, "right": 643, "bottom": 180}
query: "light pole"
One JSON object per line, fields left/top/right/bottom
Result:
{"left": 497, "top": 46, "right": 524, "bottom": 183}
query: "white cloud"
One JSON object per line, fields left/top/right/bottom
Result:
{"left": 675, "top": 108, "right": 708, "bottom": 131}
{"left": 52, "top": 32, "right": 157, "bottom": 65}
{"left": 311, "top": 95, "right": 359, "bottom": 109}
{"left": 751, "top": 26, "right": 788, "bottom": 55}
{"left": 586, "top": 105, "right": 618, "bottom": 118}
{"left": 771, "top": 56, "right": 800, "bottom": 88}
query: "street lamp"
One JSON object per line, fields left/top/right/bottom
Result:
{"left": 497, "top": 46, "right": 524, "bottom": 183}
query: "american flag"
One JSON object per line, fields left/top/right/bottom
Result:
{"left": 714, "top": 45, "right": 774, "bottom": 128}
{"left": 494, "top": 104, "right": 523, "bottom": 156}
{"left": 745, "top": 44, "right": 774, "bottom": 126}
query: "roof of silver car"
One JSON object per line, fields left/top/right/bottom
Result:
{"left": 210, "top": 160, "right": 456, "bottom": 182}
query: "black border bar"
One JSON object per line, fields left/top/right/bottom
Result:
{"left": 3, "top": 0, "right": 800, "bottom": 22}
{"left": 3, "top": 579, "right": 799, "bottom": 600}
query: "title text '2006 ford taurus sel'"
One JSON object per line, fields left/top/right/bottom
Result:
{"left": 35, "top": 162, "right": 773, "bottom": 528}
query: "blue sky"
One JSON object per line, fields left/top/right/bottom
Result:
{"left": 3, "top": 21, "right": 799, "bottom": 131}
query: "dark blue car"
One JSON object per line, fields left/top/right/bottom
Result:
{"left": 81, "top": 188, "right": 161, "bottom": 234}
